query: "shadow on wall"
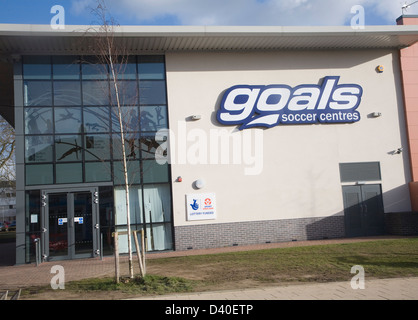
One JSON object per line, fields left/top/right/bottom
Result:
{"left": 306, "top": 184, "right": 418, "bottom": 241}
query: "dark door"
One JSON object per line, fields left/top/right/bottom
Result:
{"left": 342, "top": 184, "right": 384, "bottom": 237}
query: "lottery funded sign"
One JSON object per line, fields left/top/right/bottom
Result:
{"left": 186, "top": 193, "right": 217, "bottom": 221}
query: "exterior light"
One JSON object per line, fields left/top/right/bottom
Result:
{"left": 194, "top": 179, "right": 205, "bottom": 189}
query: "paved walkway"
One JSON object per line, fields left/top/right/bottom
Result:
{"left": 1, "top": 236, "right": 417, "bottom": 300}
{"left": 132, "top": 277, "right": 418, "bottom": 300}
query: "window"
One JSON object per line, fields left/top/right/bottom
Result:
{"left": 22, "top": 55, "right": 170, "bottom": 190}
{"left": 339, "top": 162, "right": 381, "bottom": 183}
{"left": 53, "top": 81, "right": 82, "bottom": 106}
{"left": 56, "top": 163, "right": 83, "bottom": 184}
{"left": 54, "top": 107, "right": 82, "bottom": 134}
{"left": 24, "top": 108, "right": 53, "bottom": 135}
{"left": 25, "top": 135, "right": 53, "bottom": 163}
{"left": 26, "top": 164, "right": 53, "bottom": 185}
{"left": 24, "top": 81, "right": 52, "bottom": 106}
{"left": 52, "top": 56, "right": 80, "bottom": 80}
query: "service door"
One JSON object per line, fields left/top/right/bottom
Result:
{"left": 342, "top": 184, "right": 384, "bottom": 237}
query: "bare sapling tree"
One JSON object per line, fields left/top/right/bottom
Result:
{"left": 86, "top": 0, "right": 137, "bottom": 279}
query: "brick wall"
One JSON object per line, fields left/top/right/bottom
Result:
{"left": 385, "top": 212, "right": 418, "bottom": 236}
{"left": 174, "top": 215, "right": 345, "bottom": 251}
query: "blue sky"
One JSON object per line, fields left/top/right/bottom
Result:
{"left": 0, "top": 0, "right": 417, "bottom": 26}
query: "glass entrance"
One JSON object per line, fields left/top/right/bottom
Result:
{"left": 43, "top": 188, "right": 99, "bottom": 261}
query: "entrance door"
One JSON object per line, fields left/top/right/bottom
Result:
{"left": 342, "top": 184, "right": 385, "bottom": 237}
{"left": 42, "top": 188, "right": 99, "bottom": 261}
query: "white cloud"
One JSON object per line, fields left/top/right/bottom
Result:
{"left": 71, "top": 0, "right": 418, "bottom": 26}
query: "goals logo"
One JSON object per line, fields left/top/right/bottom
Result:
{"left": 217, "top": 76, "right": 363, "bottom": 130}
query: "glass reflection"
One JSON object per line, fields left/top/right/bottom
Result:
{"left": 140, "top": 133, "right": 165, "bottom": 159}
{"left": 24, "top": 108, "right": 53, "bottom": 135}
{"left": 55, "top": 135, "right": 82, "bottom": 162}
{"left": 25, "top": 135, "right": 53, "bottom": 163}
{"left": 83, "top": 107, "right": 111, "bottom": 133}
{"left": 52, "top": 56, "right": 80, "bottom": 80}
{"left": 24, "top": 81, "right": 53, "bottom": 106}
{"left": 84, "top": 134, "right": 111, "bottom": 161}
{"left": 82, "top": 81, "right": 110, "bottom": 105}
{"left": 140, "top": 106, "right": 167, "bottom": 131}
{"left": 54, "top": 107, "right": 82, "bottom": 134}
{"left": 139, "top": 80, "right": 166, "bottom": 105}
{"left": 53, "top": 81, "right": 82, "bottom": 106}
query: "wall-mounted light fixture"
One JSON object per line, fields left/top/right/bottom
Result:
{"left": 191, "top": 115, "right": 201, "bottom": 120}
{"left": 372, "top": 112, "right": 382, "bottom": 118}
{"left": 194, "top": 179, "right": 205, "bottom": 189}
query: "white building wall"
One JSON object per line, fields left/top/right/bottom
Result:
{"left": 165, "top": 49, "right": 411, "bottom": 228}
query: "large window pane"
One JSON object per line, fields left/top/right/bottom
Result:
{"left": 84, "top": 134, "right": 111, "bottom": 160}
{"left": 113, "top": 160, "right": 141, "bottom": 185}
{"left": 138, "top": 56, "right": 165, "bottom": 80}
{"left": 110, "top": 80, "right": 138, "bottom": 106}
{"left": 142, "top": 161, "right": 169, "bottom": 183}
{"left": 24, "top": 81, "right": 52, "bottom": 106}
{"left": 143, "top": 184, "right": 171, "bottom": 223}
{"left": 55, "top": 135, "right": 82, "bottom": 162}
{"left": 140, "top": 106, "right": 168, "bottom": 131}
{"left": 52, "top": 56, "right": 80, "bottom": 80}
{"left": 111, "top": 58, "right": 137, "bottom": 80}
{"left": 23, "top": 56, "right": 51, "bottom": 80}
{"left": 56, "top": 163, "right": 82, "bottom": 183}
{"left": 114, "top": 186, "right": 143, "bottom": 225}
{"left": 84, "top": 107, "right": 111, "bottom": 133}
{"left": 82, "top": 62, "right": 108, "bottom": 80}
{"left": 111, "top": 106, "right": 140, "bottom": 133}
{"left": 140, "top": 134, "right": 165, "bottom": 159}
{"left": 54, "top": 107, "right": 82, "bottom": 134}
{"left": 85, "top": 162, "right": 111, "bottom": 182}
{"left": 25, "top": 135, "right": 53, "bottom": 163}
{"left": 139, "top": 80, "right": 166, "bottom": 105}
{"left": 112, "top": 132, "right": 140, "bottom": 160}
{"left": 82, "top": 81, "right": 109, "bottom": 105}
{"left": 26, "top": 164, "right": 53, "bottom": 185}
{"left": 53, "top": 81, "right": 82, "bottom": 106}
{"left": 146, "top": 223, "right": 172, "bottom": 251}
{"left": 24, "top": 107, "right": 53, "bottom": 135}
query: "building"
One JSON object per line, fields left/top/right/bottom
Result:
{"left": 1, "top": 17, "right": 418, "bottom": 264}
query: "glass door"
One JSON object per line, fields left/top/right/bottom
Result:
{"left": 48, "top": 193, "right": 69, "bottom": 259}
{"left": 72, "top": 191, "right": 94, "bottom": 257}
{"left": 42, "top": 188, "right": 99, "bottom": 261}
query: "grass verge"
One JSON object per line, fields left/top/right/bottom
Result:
{"left": 21, "top": 238, "right": 418, "bottom": 299}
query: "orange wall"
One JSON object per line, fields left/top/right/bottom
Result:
{"left": 398, "top": 16, "right": 418, "bottom": 210}
{"left": 398, "top": 16, "right": 418, "bottom": 183}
